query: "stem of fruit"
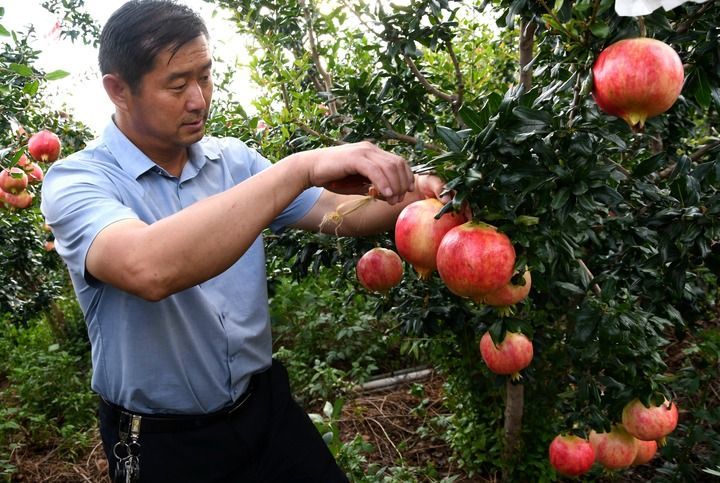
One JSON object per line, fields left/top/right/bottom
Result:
{"left": 319, "top": 195, "right": 375, "bottom": 235}
{"left": 637, "top": 16, "right": 647, "bottom": 38}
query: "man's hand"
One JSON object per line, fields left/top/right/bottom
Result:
{"left": 292, "top": 141, "right": 415, "bottom": 205}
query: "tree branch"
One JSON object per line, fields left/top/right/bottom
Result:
{"left": 403, "top": 55, "right": 456, "bottom": 103}
{"left": 300, "top": 0, "right": 339, "bottom": 116}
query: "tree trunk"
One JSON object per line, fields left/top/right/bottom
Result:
{"left": 501, "top": 18, "right": 536, "bottom": 482}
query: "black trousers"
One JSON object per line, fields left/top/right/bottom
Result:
{"left": 98, "top": 360, "right": 349, "bottom": 483}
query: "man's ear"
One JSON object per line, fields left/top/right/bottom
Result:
{"left": 102, "top": 73, "right": 131, "bottom": 111}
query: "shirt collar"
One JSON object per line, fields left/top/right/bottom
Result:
{"left": 101, "top": 120, "right": 222, "bottom": 180}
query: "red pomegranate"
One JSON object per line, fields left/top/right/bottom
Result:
{"left": 632, "top": 439, "right": 658, "bottom": 466}
{"left": 436, "top": 222, "right": 515, "bottom": 301}
{"left": 356, "top": 247, "right": 404, "bottom": 294}
{"left": 28, "top": 129, "right": 62, "bottom": 162}
{"left": 479, "top": 331, "right": 533, "bottom": 380}
{"left": 481, "top": 269, "right": 532, "bottom": 309}
{"left": 622, "top": 398, "right": 678, "bottom": 445}
{"left": 592, "top": 38, "right": 684, "bottom": 131}
{"left": 549, "top": 434, "right": 595, "bottom": 478}
{"left": 589, "top": 424, "right": 639, "bottom": 470}
{"left": 0, "top": 188, "right": 34, "bottom": 210}
{"left": 0, "top": 167, "right": 29, "bottom": 194}
{"left": 17, "top": 154, "right": 44, "bottom": 184}
{"left": 394, "top": 198, "right": 467, "bottom": 279}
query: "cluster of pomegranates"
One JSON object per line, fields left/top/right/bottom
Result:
{"left": 356, "top": 198, "right": 529, "bottom": 308}
{"left": 1, "top": 130, "right": 61, "bottom": 210}
{"left": 356, "top": 197, "right": 535, "bottom": 380}
{"left": 549, "top": 397, "right": 679, "bottom": 477}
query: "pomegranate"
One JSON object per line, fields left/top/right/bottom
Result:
{"left": 481, "top": 269, "right": 532, "bottom": 309}
{"left": 394, "top": 198, "right": 467, "bottom": 279}
{"left": 28, "top": 129, "right": 62, "bottom": 162}
{"left": 0, "top": 167, "right": 29, "bottom": 194}
{"left": 592, "top": 37, "right": 684, "bottom": 131}
{"left": 589, "top": 424, "right": 639, "bottom": 470}
{"left": 479, "top": 331, "right": 533, "bottom": 380}
{"left": 0, "top": 188, "right": 34, "bottom": 210}
{"left": 436, "top": 221, "right": 515, "bottom": 301}
{"left": 549, "top": 434, "right": 595, "bottom": 478}
{"left": 17, "top": 154, "right": 44, "bottom": 184}
{"left": 632, "top": 439, "right": 658, "bottom": 466}
{"left": 356, "top": 247, "right": 404, "bottom": 294}
{"left": 622, "top": 398, "right": 678, "bottom": 445}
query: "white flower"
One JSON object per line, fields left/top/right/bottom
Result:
{"left": 615, "top": 0, "right": 710, "bottom": 16}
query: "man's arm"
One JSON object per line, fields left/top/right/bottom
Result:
{"left": 85, "top": 142, "right": 415, "bottom": 301}
{"left": 291, "top": 174, "right": 450, "bottom": 236}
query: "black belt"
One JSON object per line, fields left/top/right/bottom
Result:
{"left": 100, "top": 384, "right": 253, "bottom": 434}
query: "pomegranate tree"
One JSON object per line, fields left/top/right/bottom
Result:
{"left": 479, "top": 331, "right": 533, "bottom": 380}
{"left": 548, "top": 434, "right": 595, "bottom": 478}
{"left": 592, "top": 37, "right": 684, "bottom": 131}
{"left": 589, "top": 424, "right": 639, "bottom": 470}
{"left": 436, "top": 221, "right": 515, "bottom": 301}
{"left": 394, "top": 198, "right": 467, "bottom": 279}
{"left": 356, "top": 247, "right": 404, "bottom": 294}
{"left": 622, "top": 398, "right": 679, "bottom": 444}
{"left": 27, "top": 129, "right": 62, "bottom": 162}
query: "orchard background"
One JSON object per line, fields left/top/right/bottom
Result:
{"left": 1, "top": 0, "right": 719, "bottom": 481}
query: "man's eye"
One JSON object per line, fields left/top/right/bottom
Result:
{"left": 171, "top": 84, "right": 186, "bottom": 91}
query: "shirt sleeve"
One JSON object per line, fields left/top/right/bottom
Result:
{"left": 222, "top": 138, "right": 322, "bottom": 233}
{"left": 40, "top": 160, "right": 139, "bottom": 285}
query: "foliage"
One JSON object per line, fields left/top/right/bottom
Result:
{"left": 268, "top": 259, "right": 417, "bottom": 406}
{"left": 0, "top": 9, "right": 96, "bottom": 480}
{"left": 0, "top": 8, "right": 93, "bottom": 325}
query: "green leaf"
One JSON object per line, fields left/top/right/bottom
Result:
{"left": 436, "top": 125, "right": 463, "bottom": 152}
{"left": 693, "top": 69, "right": 712, "bottom": 109}
{"left": 0, "top": 24, "right": 9, "bottom": 36}
{"left": 45, "top": 69, "right": 70, "bottom": 81}
{"left": 589, "top": 22, "right": 610, "bottom": 38}
{"left": 22, "top": 80, "right": 39, "bottom": 95}
{"left": 458, "top": 105, "right": 486, "bottom": 133}
{"left": 10, "top": 63, "right": 33, "bottom": 77}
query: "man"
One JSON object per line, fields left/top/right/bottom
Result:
{"left": 41, "top": 1, "right": 449, "bottom": 481}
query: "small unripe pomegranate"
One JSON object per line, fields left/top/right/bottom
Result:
{"left": 481, "top": 269, "right": 532, "bottom": 309}
{"left": 436, "top": 222, "right": 515, "bottom": 301}
{"left": 622, "top": 398, "right": 678, "bottom": 445}
{"left": 28, "top": 129, "right": 62, "bottom": 162}
{"left": 592, "top": 38, "right": 684, "bottom": 131}
{"left": 589, "top": 424, "right": 639, "bottom": 470}
{"left": 0, "top": 167, "right": 29, "bottom": 194}
{"left": 549, "top": 434, "right": 595, "bottom": 478}
{"left": 356, "top": 247, "right": 404, "bottom": 294}
{"left": 632, "top": 439, "right": 658, "bottom": 466}
{"left": 479, "top": 331, "right": 533, "bottom": 380}
{"left": 394, "top": 198, "right": 467, "bottom": 279}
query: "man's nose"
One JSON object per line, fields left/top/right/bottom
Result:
{"left": 186, "top": 82, "right": 208, "bottom": 111}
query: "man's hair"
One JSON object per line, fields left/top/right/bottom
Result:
{"left": 98, "top": 0, "right": 209, "bottom": 93}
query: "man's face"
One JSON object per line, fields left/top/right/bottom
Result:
{"left": 125, "top": 35, "right": 213, "bottom": 154}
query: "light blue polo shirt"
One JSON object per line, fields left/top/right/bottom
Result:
{"left": 40, "top": 121, "right": 322, "bottom": 414}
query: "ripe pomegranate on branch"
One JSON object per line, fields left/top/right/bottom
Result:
{"left": 592, "top": 37, "right": 685, "bottom": 131}
{"left": 356, "top": 247, "right": 404, "bottom": 294}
